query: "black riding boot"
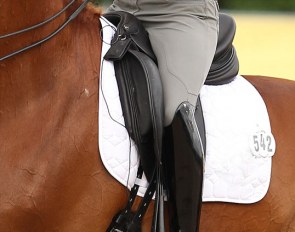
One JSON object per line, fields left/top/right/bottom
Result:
{"left": 166, "top": 102, "right": 205, "bottom": 232}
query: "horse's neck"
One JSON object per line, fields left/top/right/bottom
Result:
{"left": 0, "top": 6, "right": 126, "bottom": 230}
{"left": 0, "top": 5, "right": 102, "bottom": 118}
{"left": 0, "top": 0, "right": 102, "bottom": 76}
{"left": 0, "top": 0, "right": 65, "bottom": 28}
{"left": 1, "top": 1, "right": 64, "bottom": 56}
{"left": 0, "top": 4, "right": 102, "bottom": 163}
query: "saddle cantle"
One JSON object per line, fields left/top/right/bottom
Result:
{"left": 206, "top": 13, "right": 239, "bottom": 85}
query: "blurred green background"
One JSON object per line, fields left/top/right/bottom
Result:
{"left": 219, "top": 0, "right": 295, "bottom": 11}
{"left": 93, "top": 0, "right": 295, "bottom": 80}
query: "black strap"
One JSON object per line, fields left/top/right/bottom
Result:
{"left": 127, "top": 172, "right": 157, "bottom": 231}
{"left": 0, "top": 0, "right": 90, "bottom": 61}
{"left": 106, "top": 166, "right": 143, "bottom": 232}
{"left": 126, "top": 167, "right": 144, "bottom": 214}
{"left": 0, "top": 0, "right": 76, "bottom": 39}
{"left": 106, "top": 166, "right": 157, "bottom": 232}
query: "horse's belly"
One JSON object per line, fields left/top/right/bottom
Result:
{"left": 200, "top": 200, "right": 294, "bottom": 232}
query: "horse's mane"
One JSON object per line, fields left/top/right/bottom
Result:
{"left": 83, "top": 3, "right": 102, "bottom": 24}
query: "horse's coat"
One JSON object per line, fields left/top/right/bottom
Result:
{"left": 1, "top": 1, "right": 295, "bottom": 231}
{"left": 0, "top": 1, "right": 129, "bottom": 231}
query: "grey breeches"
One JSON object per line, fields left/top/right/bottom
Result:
{"left": 107, "top": 0, "right": 219, "bottom": 126}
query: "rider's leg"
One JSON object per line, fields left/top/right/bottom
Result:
{"left": 138, "top": 13, "right": 218, "bottom": 126}
{"left": 107, "top": 0, "right": 219, "bottom": 125}
{"left": 141, "top": 9, "right": 218, "bottom": 229}
{"left": 107, "top": 1, "right": 219, "bottom": 231}
{"left": 137, "top": 4, "right": 218, "bottom": 231}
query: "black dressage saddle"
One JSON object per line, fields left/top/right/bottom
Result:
{"left": 103, "top": 11, "right": 239, "bottom": 232}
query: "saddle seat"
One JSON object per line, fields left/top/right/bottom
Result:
{"left": 104, "top": 12, "right": 239, "bottom": 86}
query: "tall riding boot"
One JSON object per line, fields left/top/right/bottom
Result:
{"left": 166, "top": 102, "right": 205, "bottom": 232}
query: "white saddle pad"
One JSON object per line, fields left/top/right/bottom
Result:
{"left": 98, "top": 17, "right": 276, "bottom": 204}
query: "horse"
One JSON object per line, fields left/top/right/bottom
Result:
{"left": 1, "top": 0, "right": 295, "bottom": 231}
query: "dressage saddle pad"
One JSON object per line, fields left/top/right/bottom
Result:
{"left": 98, "top": 16, "right": 276, "bottom": 204}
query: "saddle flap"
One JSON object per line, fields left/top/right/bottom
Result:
{"left": 113, "top": 49, "right": 163, "bottom": 181}
{"left": 114, "top": 51, "right": 153, "bottom": 138}
{"left": 103, "top": 12, "right": 164, "bottom": 182}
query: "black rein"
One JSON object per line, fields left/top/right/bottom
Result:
{"left": 0, "top": 0, "right": 90, "bottom": 62}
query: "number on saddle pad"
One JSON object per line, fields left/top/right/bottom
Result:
{"left": 250, "top": 130, "right": 276, "bottom": 158}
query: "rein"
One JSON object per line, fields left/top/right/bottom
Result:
{"left": 0, "top": 0, "right": 90, "bottom": 62}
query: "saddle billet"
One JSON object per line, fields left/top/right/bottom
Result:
{"left": 103, "top": 11, "right": 165, "bottom": 231}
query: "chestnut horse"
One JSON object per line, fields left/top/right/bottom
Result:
{"left": 1, "top": 1, "right": 295, "bottom": 231}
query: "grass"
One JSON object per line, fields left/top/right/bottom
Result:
{"left": 231, "top": 12, "right": 295, "bottom": 80}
